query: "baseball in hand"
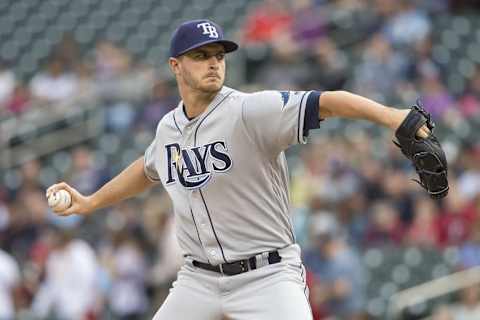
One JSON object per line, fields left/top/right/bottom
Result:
{"left": 47, "top": 189, "right": 72, "bottom": 211}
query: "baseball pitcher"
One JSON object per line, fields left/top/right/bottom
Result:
{"left": 47, "top": 19, "right": 448, "bottom": 320}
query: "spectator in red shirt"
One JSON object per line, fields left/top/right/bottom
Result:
{"left": 404, "top": 196, "right": 440, "bottom": 247}
{"left": 305, "top": 269, "right": 329, "bottom": 320}
{"left": 241, "top": 0, "right": 293, "bottom": 45}
{"left": 364, "top": 200, "right": 405, "bottom": 247}
{"left": 6, "top": 85, "right": 31, "bottom": 115}
{"left": 437, "top": 187, "right": 477, "bottom": 247}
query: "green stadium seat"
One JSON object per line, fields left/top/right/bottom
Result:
{"left": 451, "top": 16, "right": 471, "bottom": 36}
{"left": 403, "top": 247, "right": 423, "bottom": 267}
{"left": 441, "top": 30, "right": 460, "bottom": 51}
{"left": 380, "top": 281, "right": 399, "bottom": 299}
{"left": 442, "top": 247, "right": 460, "bottom": 267}
{"left": 0, "top": 16, "right": 15, "bottom": 36}
{"left": 367, "top": 297, "right": 387, "bottom": 318}
{"left": 467, "top": 43, "right": 480, "bottom": 63}
{"left": 391, "top": 264, "right": 411, "bottom": 285}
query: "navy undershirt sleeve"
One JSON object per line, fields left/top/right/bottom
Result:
{"left": 303, "top": 90, "right": 322, "bottom": 137}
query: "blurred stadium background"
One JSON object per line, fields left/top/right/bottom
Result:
{"left": 1, "top": 0, "right": 480, "bottom": 319}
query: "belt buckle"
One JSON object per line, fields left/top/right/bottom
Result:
{"left": 256, "top": 252, "right": 269, "bottom": 268}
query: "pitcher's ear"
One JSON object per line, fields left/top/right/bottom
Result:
{"left": 169, "top": 57, "right": 180, "bottom": 75}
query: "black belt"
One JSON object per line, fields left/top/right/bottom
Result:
{"left": 192, "top": 251, "right": 282, "bottom": 276}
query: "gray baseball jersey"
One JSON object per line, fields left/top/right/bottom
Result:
{"left": 144, "top": 86, "right": 321, "bottom": 265}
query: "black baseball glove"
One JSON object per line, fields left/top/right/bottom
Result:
{"left": 393, "top": 102, "right": 449, "bottom": 199}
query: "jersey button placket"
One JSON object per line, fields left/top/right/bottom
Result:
{"left": 189, "top": 187, "right": 223, "bottom": 264}
{"left": 183, "top": 132, "right": 213, "bottom": 262}
{"left": 187, "top": 127, "right": 224, "bottom": 264}
{"left": 192, "top": 194, "right": 223, "bottom": 264}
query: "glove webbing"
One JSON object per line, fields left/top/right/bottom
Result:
{"left": 412, "top": 151, "right": 449, "bottom": 198}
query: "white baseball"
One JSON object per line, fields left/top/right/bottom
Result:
{"left": 47, "top": 189, "right": 72, "bottom": 211}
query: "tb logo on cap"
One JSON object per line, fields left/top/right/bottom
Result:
{"left": 197, "top": 22, "right": 219, "bottom": 39}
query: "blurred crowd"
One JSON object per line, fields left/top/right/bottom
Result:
{"left": 1, "top": 0, "right": 480, "bottom": 319}
{"left": 0, "top": 35, "right": 170, "bottom": 129}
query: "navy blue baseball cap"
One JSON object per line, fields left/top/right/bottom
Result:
{"left": 169, "top": 19, "right": 239, "bottom": 58}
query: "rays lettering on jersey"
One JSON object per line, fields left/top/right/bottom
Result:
{"left": 165, "top": 141, "right": 232, "bottom": 189}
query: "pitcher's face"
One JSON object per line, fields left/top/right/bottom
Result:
{"left": 170, "top": 43, "right": 226, "bottom": 93}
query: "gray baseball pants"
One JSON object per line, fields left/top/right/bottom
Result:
{"left": 152, "top": 244, "right": 313, "bottom": 320}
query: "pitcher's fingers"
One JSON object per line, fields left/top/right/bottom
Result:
{"left": 52, "top": 200, "right": 73, "bottom": 213}
{"left": 46, "top": 185, "right": 57, "bottom": 198}
{"left": 52, "top": 206, "right": 71, "bottom": 216}
{"left": 46, "top": 182, "right": 73, "bottom": 198}
{"left": 46, "top": 182, "right": 66, "bottom": 194}
{"left": 46, "top": 182, "right": 66, "bottom": 197}
{"left": 54, "top": 209, "right": 72, "bottom": 217}
{"left": 417, "top": 126, "right": 430, "bottom": 139}
{"left": 417, "top": 130, "right": 428, "bottom": 139}
{"left": 62, "top": 205, "right": 78, "bottom": 216}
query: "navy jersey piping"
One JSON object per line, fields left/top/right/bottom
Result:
{"left": 172, "top": 113, "right": 182, "bottom": 135}
{"left": 300, "top": 265, "right": 313, "bottom": 314}
{"left": 300, "top": 265, "right": 307, "bottom": 295}
{"left": 189, "top": 207, "right": 211, "bottom": 264}
{"left": 194, "top": 91, "right": 233, "bottom": 146}
{"left": 192, "top": 91, "right": 232, "bottom": 264}
{"left": 143, "top": 155, "right": 161, "bottom": 181}
{"left": 144, "top": 171, "right": 161, "bottom": 182}
{"left": 199, "top": 189, "right": 229, "bottom": 263}
{"left": 296, "top": 92, "right": 308, "bottom": 144}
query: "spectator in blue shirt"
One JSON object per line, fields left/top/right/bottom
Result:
{"left": 303, "top": 212, "right": 366, "bottom": 320}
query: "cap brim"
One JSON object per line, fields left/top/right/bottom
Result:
{"left": 173, "top": 39, "right": 239, "bottom": 57}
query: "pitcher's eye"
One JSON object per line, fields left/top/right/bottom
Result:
{"left": 194, "top": 52, "right": 206, "bottom": 59}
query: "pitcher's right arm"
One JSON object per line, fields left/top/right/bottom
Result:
{"left": 46, "top": 156, "right": 158, "bottom": 216}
